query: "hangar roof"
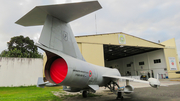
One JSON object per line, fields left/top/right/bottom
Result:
{"left": 75, "top": 32, "right": 165, "bottom": 61}
{"left": 75, "top": 32, "right": 164, "bottom": 48}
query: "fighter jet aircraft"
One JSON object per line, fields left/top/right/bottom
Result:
{"left": 16, "top": 0, "right": 160, "bottom": 99}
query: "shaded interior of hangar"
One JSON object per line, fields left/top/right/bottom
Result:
{"left": 103, "top": 45, "right": 162, "bottom": 76}
{"left": 103, "top": 44, "right": 163, "bottom": 77}
{"left": 103, "top": 45, "right": 167, "bottom": 78}
{"left": 104, "top": 44, "right": 161, "bottom": 61}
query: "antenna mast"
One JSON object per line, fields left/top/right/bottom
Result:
{"left": 95, "top": 13, "right": 97, "bottom": 35}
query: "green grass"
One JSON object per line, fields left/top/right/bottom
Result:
{"left": 0, "top": 86, "right": 102, "bottom": 101}
{"left": 88, "top": 93, "right": 102, "bottom": 97}
{"left": 0, "top": 86, "right": 62, "bottom": 101}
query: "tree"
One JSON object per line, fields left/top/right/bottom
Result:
{"left": 0, "top": 35, "right": 42, "bottom": 58}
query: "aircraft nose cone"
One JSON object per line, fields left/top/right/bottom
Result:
{"left": 50, "top": 58, "right": 68, "bottom": 84}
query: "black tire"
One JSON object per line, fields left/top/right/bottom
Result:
{"left": 82, "top": 91, "right": 87, "bottom": 98}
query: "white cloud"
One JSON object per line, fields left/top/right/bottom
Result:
{"left": 1, "top": 0, "right": 180, "bottom": 60}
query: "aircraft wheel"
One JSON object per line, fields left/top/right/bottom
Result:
{"left": 121, "top": 96, "right": 124, "bottom": 100}
{"left": 82, "top": 91, "right": 87, "bottom": 98}
{"left": 116, "top": 91, "right": 123, "bottom": 100}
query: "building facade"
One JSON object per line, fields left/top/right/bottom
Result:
{"left": 75, "top": 32, "right": 180, "bottom": 79}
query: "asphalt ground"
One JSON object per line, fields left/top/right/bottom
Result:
{"left": 63, "top": 79, "right": 180, "bottom": 101}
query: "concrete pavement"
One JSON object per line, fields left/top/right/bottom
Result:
{"left": 63, "top": 79, "right": 180, "bottom": 101}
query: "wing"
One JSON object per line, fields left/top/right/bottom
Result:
{"left": 103, "top": 75, "right": 161, "bottom": 88}
{"left": 103, "top": 75, "right": 149, "bottom": 84}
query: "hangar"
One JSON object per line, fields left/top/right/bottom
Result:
{"left": 75, "top": 32, "right": 180, "bottom": 79}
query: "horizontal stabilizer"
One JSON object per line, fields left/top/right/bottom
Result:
{"left": 89, "top": 85, "right": 99, "bottom": 91}
{"left": 16, "top": 1, "right": 102, "bottom": 26}
{"left": 37, "top": 77, "right": 47, "bottom": 88}
{"left": 37, "top": 77, "right": 57, "bottom": 88}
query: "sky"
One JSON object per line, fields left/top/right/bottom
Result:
{"left": 0, "top": 0, "right": 180, "bottom": 59}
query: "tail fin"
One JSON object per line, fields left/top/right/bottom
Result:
{"left": 15, "top": 1, "right": 102, "bottom": 61}
{"left": 39, "top": 15, "right": 85, "bottom": 60}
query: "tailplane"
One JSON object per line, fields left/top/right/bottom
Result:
{"left": 15, "top": 1, "right": 102, "bottom": 61}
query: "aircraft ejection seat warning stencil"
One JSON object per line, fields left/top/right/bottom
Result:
{"left": 169, "top": 57, "right": 177, "bottom": 70}
{"left": 118, "top": 34, "right": 126, "bottom": 44}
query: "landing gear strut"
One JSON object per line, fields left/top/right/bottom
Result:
{"left": 106, "top": 80, "right": 124, "bottom": 100}
{"left": 106, "top": 80, "right": 120, "bottom": 93}
{"left": 82, "top": 91, "right": 87, "bottom": 98}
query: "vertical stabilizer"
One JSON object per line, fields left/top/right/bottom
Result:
{"left": 39, "top": 15, "right": 85, "bottom": 60}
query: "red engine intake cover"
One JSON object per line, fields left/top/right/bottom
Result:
{"left": 50, "top": 58, "right": 68, "bottom": 84}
